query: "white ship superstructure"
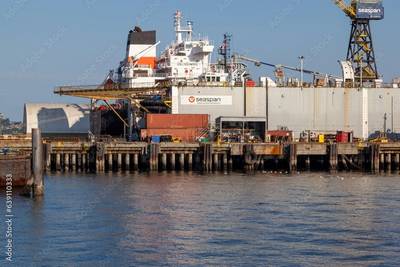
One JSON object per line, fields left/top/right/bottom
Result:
{"left": 112, "top": 10, "right": 246, "bottom": 88}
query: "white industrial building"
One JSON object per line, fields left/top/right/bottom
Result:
{"left": 24, "top": 103, "right": 90, "bottom": 135}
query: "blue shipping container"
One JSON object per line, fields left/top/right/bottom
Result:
{"left": 151, "top": 136, "right": 161, "bottom": 143}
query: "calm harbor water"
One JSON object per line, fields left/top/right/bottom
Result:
{"left": 1, "top": 172, "right": 400, "bottom": 266}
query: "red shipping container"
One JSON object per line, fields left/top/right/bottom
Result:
{"left": 146, "top": 114, "right": 208, "bottom": 129}
{"left": 141, "top": 128, "right": 203, "bottom": 142}
{"left": 246, "top": 79, "right": 256, "bottom": 87}
{"left": 336, "top": 131, "right": 349, "bottom": 143}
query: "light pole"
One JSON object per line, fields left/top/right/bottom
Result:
{"left": 299, "top": 56, "right": 304, "bottom": 88}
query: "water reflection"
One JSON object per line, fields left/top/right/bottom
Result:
{"left": 1, "top": 172, "right": 400, "bottom": 266}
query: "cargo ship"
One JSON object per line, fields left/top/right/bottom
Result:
{"left": 52, "top": 9, "right": 400, "bottom": 143}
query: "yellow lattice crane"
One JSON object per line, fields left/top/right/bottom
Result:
{"left": 332, "top": 0, "right": 384, "bottom": 83}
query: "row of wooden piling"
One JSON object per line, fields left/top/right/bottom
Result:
{"left": 32, "top": 140, "right": 400, "bottom": 173}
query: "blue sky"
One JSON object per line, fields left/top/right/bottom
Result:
{"left": 0, "top": 0, "right": 399, "bottom": 120}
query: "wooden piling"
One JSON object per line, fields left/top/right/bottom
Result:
{"left": 82, "top": 153, "right": 87, "bottom": 172}
{"left": 305, "top": 156, "right": 310, "bottom": 171}
{"left": 56, "top": 153, "right": 61, "bottom": 171}
{"left": 213, "top": 153, "right": 219, "bottom": 171}
{"left": 329, "top": 144, "right": 338, "bottom": 172}
{"left": 228, "top": 154, "right": 233, "bottom": 171}
{"left": 125, "top": 153, "right": 130, "bottom": 171}
{"left": 386, "top": 153, "right": 392, "bottom": 172}
{"left": 133, "top": 153, "right": 139, "bottom": 171}
{"left": 170, "top": 153, "right": 176, "bottom": 170}
{"left": 71, "top": 153, "right": 76, "bottom": 171}
{"left": 161, "top": 153, "right": 167, "bottom": 170}
{"left": 179, "top": 153, "right": 185, "bottom": 170}
{"left": 380, "top": 153, "right": 385, "bottom": 171}
{"left": 45, "top": 143, "right": 51, "bottom": 172}
{"left": 107, "top": 153, "right": 112, "bottom": 171}
{"left": 64, "top": 153, "right": 69, "bottom": 172}
{"left": 395, "top": 154, "right": 400, "bottom": 171}
{"left": 202, "top": 143, "right": 212, "bottom": 172}
{"left": 370, "top": 144, "right": 380, "bottom": 172}
{"left": 188, "top": 153, "right": 193, "bottom": 171}
{"left": 117, "top": 153, "right": 122, "bottom": 171}
{"left": 32, "top": 128, "right": 44, "bottom": 196}
{"left": 77, "top": 153, "right": 82, "bottom": 171}
{"left": 222, "top": 153, "right": 228, "bottom": 171}
{"left": 149, "top": 144, "right": 159, "bottom": 171}
{"left": 289, "top": 143, "right": 297, "bottom": 173}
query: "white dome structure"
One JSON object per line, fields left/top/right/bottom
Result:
{"left": 23, "top": 103, "right": 90, "bottom": 135}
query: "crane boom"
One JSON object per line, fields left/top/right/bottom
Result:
{"left": 332, "top": 0, "right": 356, "bottom": 19}
{"left": 232, "top": 54, "right": 339, "bottom": 79}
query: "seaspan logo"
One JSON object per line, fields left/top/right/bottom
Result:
{"left": 196, "top": 97, "right": 223, "bottom": 104}
{"left": 188, "top": 96, "right": 196, "bottom": 103}
{"left": 358, "top": 8, "right": 381, "bottom": 14}
{"left": 181, "top": 95, "right": 232, "bottom": 105}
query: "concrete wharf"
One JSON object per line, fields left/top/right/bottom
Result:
{"left": 2, "top": 136, "right": 400, "bottom": 174}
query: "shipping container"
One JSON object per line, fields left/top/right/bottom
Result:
{"left": 146, "top": 114, "right": 209, "bottom": 129}
{"left": 336, "top": 131, "right": 349, "bottom": 143}
{"left": 141, "top": 128, "right": 204, "bottom": 142}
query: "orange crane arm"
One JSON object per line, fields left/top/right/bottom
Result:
{"left": 332, "top": 0, "right": 356, "bottom": 19}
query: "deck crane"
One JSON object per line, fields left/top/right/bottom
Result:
{"left": 332, "top": 0, "right": 384, "bottom": 82}
{"left": 232, "top": 54, "right": 340, "bottom": 86}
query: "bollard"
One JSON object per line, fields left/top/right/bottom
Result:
{"left": 32, "top": 128, "right": 44, "bottom": 196}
